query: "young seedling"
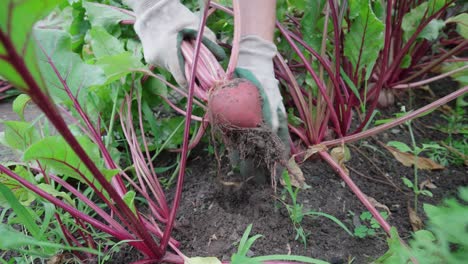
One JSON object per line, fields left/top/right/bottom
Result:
{"left": 387, "top": 107, "right": 445, "bottom": 212}
{"left": 375, "top": 187, "right": 468, "bottom": 263}
{"left": 231, "top": 224, "right": 329, "bottom": 264}
{"left": 279, "top": 171, "right": 353, "bottom": 246}
{"left": 351, "top": 211, "right": 389, "bottom": 239}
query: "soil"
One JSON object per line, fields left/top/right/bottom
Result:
{"left": 0, "top": 78, "right": 466, "bottom": 263}
{"left": 161, "top": 78, "right": 467, "bottom": 264}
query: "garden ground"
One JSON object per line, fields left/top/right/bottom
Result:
{"left": 0, "top": 79, "right": 466, "bottom": 263}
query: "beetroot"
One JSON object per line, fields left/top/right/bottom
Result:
{"left": 208, "top": 78, "right": 263, "bottom": 128}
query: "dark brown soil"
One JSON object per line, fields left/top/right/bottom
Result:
{"left": 164, "top": 79, "right": 467, "bottom": 263}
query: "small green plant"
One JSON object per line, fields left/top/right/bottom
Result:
{"left": 351, "top": 211, "right": 389, "bottom": 239}
{"left": 437, "top": 95, "right": 467, "bottom": 138}
{"left": 375, "top": 187, "right": 468, "bottom": 264}
{"left": 0, "top": 183, "right": 100, "bottom": 263}
{"left": 428, "top": 95, "right": 467, "bottom": 166}
{"left": 230, "top": 224, "right": 329, "bottom": 264}
{"left": 279, "top": 171, "right": 353, "bottom": 246}
{"left": 387, "top": 107, "right": 445, "bottom": 213}
{"left": 426, "top": 139, "right": 467, "bottom": 167}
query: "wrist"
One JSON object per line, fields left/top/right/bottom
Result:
{"left": 238, "top": 35, "right": 277, "bottom": 78}
{"left": 124, "top": 0, "right": 181, "bottom": 16}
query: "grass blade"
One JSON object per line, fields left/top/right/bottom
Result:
{"left": 303, "top": 211, "right": 354, "bottom": 236}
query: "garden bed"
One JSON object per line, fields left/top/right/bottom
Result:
{"left": 39, "top": 79, "right": 463, "bottom": 263}
{"left": 0, "top": 80, "right": 466, "bottom": 264}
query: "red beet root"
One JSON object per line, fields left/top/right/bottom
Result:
{"left": 208, "top": 79, "right": 263, "bottom": 128}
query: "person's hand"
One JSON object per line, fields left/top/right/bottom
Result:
{"left": 124, "top": 0, "right": 225, "bottom": 87}
{"left": 233, "top": 35, "right": 290, "bottom": 178}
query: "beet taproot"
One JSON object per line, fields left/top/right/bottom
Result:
{"left": 208, "top": 79, "right": 262, "bottom": 128}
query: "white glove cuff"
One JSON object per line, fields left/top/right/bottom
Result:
{"left": 237, "top": 35, "right": 277, "bottom": 78}
{"left": 124, "top": 0, "right": 176, "bottom": 16}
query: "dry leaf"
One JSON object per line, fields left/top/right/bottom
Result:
{"left": 408, "top": 206, "right": 423, "bottom": 231}
{"left": 47, "top": 254, "right": 66, "bottom": 264}
{"left": 330, "top": 147, "right": 350, "bottom": 174}
{"left": 418, "top": 85, "right": 436, "bottom": 98}
{"left": 365, "top": 195, "right": 391, "bottom": 216}
{"left": 419, "top": 179, "right": 437, "bottom": 191}
{"left": 281, "top": 157, "right": 307, "bottom": 189}
{"left": 438, "top": 104, "right": 454, "bottom": 115}
{"left": 384, "top": 145, "right": 444, "bottom": 170}
{"left": 303, "top": 144, "right": 327, "bottom": 162}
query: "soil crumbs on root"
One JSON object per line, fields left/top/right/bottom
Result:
{"left": 221, "top": 125, "right": 286, "bottom": 170}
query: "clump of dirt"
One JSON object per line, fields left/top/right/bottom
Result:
{"left": 221, "top": 125, "right": 286, "bottom": 170}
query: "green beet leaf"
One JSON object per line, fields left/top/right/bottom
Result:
{"left": 344, "top": 0, "right": 384, "bottom": 75}
{"left": 22, "top": 135, "right": 115, "bottom": 192}
{"left": 1, "top": 121, "right": 41, "bottom": 151}
{"left": 402, "top": 0, "right": 447, "bottom": 42}
{"left": 83, "top": 1, "right": 134, "bottom": 32}
{"left": 34, "top": 28, "right": 107, "bottom": 106}
{"left": 0, "top": 0, "right": 60, "bottom": 92}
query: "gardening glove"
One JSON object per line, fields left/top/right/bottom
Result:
{"left": 233, "top": 35, "right": 290, "bottom": 178}
{"left": 124, "top": 0, "right": 225, "bottom": 87}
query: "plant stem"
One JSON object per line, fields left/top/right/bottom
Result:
{"left": 105, "top": 84, "right": 120, "bottom": 148}
{"left": 225, "top": 0, "right": 241, "bottom": 79}
{"left": 395, "top": 39, "right": 468, "bottom": 85}
{"left": 392, "top": 64, "right": 468, "bottom": 89}
{"left": 159, "top": 0, "right": 211, "bottom": 253}
{"left": 407, "top": 121, "right": 419, "bottom": 213}
{"left": 319, "top": 151, "right": 392, "bottom": 234}
{"left": 320, "top": 86, "right": 468, "bottom": 148}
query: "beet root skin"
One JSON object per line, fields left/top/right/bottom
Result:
{"left": 208, "top": 78, "right": 263, "bottom": 128}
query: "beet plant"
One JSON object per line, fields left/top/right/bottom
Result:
{"left": 1, "top": 0, "right": 187, "bottom": 263}
{"left": 268, "top": 0, "right": 467, "bottom": 235}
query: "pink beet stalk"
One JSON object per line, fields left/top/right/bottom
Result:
{"left": 319, "top": 151, "right": 391, "bottom": 234}
{"left": 225, "top": 0, "right": 241, "bottom": 79}
{"left": 160, "top": 0, "right": 212, "bottom": 253}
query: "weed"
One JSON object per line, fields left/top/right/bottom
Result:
{"left": 230, "top": 224, "right": 329, "bottom": 264}
{"left": 375, "top": 187, "right": 468, "bottom": 264}
{"left": 350, "top": 211, "right": 389, "bottom": 239}
{"left": 428, "top": 95, "right": 467, "bottom": 166}
{"left": 279, "top": 171, "right": 353, "bottom": 246}
{"left": 387, "top": 112, "right": 447, "bottom": 212}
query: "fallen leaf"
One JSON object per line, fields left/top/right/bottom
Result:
{"left": 47, "top": 254, "right": 66, "bottom": 264}
{"left": 330, "top": 146, "right": 350, "bottom": 174}
{"left": 384, "top": 145, "right": 444, "bottom": 170}
{"left": 438, "top": 104, "right": 454, "bottom": 115}
{"left": 365, "top": 195, "right": 391, "bottom": 216}
{"left": 419, "top": 179, "right": 437, "bottom": 191}
{"left": 418, "top": 85, "right": 436, "bottom": 98}
{"left": 282, "top": 157, "right": 307, "bottom": 189}
{"left": 408, "top": 206, "right": 423, "bottom": 232}
{"left": 184, "top": 257, "right": 222, "bottom": 264}
{"left": 303, "top": 144, "right": 327, "bottom": 162}
{"left": 286, "top": 243, "right": 292, "bottom": 255}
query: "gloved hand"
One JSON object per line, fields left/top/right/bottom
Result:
{"left": 124, "top": 0, "right": 225, "bottom": 87}
{"left": 233, "top": 35, "right": 290, "bottom": 179}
